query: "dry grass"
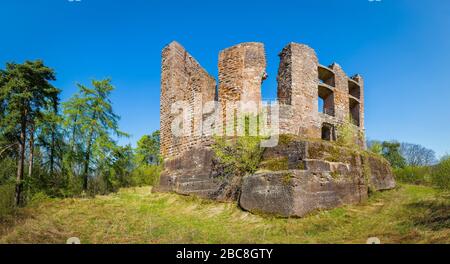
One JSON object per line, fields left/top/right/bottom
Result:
{"left": 0, "top": 184, "right": 448, "bottom": 244}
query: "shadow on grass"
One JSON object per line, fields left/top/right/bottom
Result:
{"left": 0, "top": 210, "right": 33, "bottom": 238}
{"left": 406, "top": 198, "right": 450, "bottom": 231}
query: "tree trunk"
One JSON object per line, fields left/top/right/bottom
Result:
{"left": 50, "top": 99, "right": 58, "bottom": 177}
{"left": 83, "top": 129, "right": 93, "bottom": 191}
{"left": 50, "top": 125, "right": 55, "bottom": 176}
{"left": 70, "top": 115, "right": 78, "bottom": 152}
{"left": 28, "top": 124, "right": 35, "bottom": 179}
{"left": 15, "top": 113, "right": 27, "bottom": 206}
{"left": 82, "top": 110, "right": 96, "bottom": 191}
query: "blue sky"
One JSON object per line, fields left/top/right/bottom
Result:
{"left": 1, "top": 0, "right": 449, "bottom": 157}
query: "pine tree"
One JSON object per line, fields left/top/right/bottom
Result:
{"left": 0, "top": 60, "right": 59, "bottom": 205}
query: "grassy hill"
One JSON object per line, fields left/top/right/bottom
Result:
{"left": 0, "top": 184, "right": 448, "bottom": 244}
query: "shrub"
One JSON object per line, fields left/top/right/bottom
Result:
{"left": 394, "top": 166, "right": 431, "bottom": 185}
{"left": 212, "top": 134, "right": 263, "bottom": 177}
{"left": 0, "top": 184, "right": 15, "bottom": 218}
{"left": 336, "top": 118, "right": 360, "bottom": 149}
{"left": 431, "top": 156, "right": 450, "bottom": 191}
{"left": 131, "top": 164, "right": 162, "bottom": 187}
{"left": 0, "top": 157, "right": 16, "bottom": 185}
{"left": 28, "top": 192, "right": 52, "bottom": 207}
{"left": 368, "top": 140, "right": 383, "bottom": 156}
{"left": 382, "top": 141, "right": 407, "bottom": 169}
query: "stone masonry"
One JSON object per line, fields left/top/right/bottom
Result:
{"left": 160, "top": 41, "right": 216, "bottom": 158}
{"left": 278, "top": 43, "right": 365, "bottom": 146}
{"left": 218, "top": 43, "right": 267, "bottom": 135}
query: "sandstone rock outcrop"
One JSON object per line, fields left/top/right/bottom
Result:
{"left": 239, "top": 136, "right": 395, "bottom": 217}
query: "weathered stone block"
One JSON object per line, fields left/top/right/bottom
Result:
{"left": 239, "top": 138, "right": 395, "bottom": 217}
{"left": 239, "top": 169, "right": 367, "bottom": 217}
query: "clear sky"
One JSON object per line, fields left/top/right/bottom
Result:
{"left": 1, "top": 0, "right": 449, "bottom": 158}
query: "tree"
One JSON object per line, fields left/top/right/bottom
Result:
{"left": 400, "top": 142, "right": 437, "bottom": 166}
{"left": 0, "top": 60, "right": 59, "bottom": 205}
{"left": 35, "top": 97, "right": 66, "bottom": 195}
{"left": 63, "top": 79, "right": 128, "bottom": 191}
{"left": 100, "top": 144, "right": 135, "bottom": 192}
{"left": 135, "top": 131, "right": 161, "bottom": 166}
{"left": 382, "top": 141, "right": 406, "bottom": 169}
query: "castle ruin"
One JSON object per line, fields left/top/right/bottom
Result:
{"left": 156, "top": 41, "right": 395, "bottom": 217}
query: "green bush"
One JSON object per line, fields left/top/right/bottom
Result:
{"left": 394, "top": 166, "right": 431, "bottom": 185}
{"left": 431, "top": 156, "right": 450, "bottom": 191}
{"left": 212, "top": 135, "right": 263, "bottom": 177}
{"left": 336, "top": 117, "right": 361, "bottom": 149}
{"left": 28, "top": 191, "right": 53, "bottom": 207}
{"left": 131, "top": 165, "right": 162, "bottom": 187}
{"left": 0, "top": 157, "right": 16, "bottom": 185}
{"left": 0, "top": 184, "right": 15, "bottom": 218}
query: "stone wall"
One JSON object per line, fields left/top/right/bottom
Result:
{"left": 277, "top": 43, "right": 365, "bottom": 148}
{"left": 278, "top": 43, "right": 319, "bottom": 138}
{"left": 160, "top": 41, "right": 216, "bottom": 158}
{"left": 218, "top": 42, "right": 266, "bottom": 135}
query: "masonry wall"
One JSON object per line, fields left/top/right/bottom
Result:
{"left": 277, "top": 43, "right": 365, "bottom": 146}
{"left": 218, "top": 42, "right": 266, "bottom": 134}
{"left": 277, "top": 43, "right": 320, "bottom": 138}
{"left": 160, "top": 41, "right": 365, "bottom": 159}
{"left": 352, "top": 74, "right": 365, "bottom": 129}
{"left": 160, "top": 41, "right": 216, "bottom": 158}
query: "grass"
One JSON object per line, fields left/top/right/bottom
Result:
{"left": 0, "top": 184, "right": 448, "bottom": 244}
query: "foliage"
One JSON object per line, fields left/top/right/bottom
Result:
{"left": 135, "top": 131, "right": 161, "bottom": 166}
{"left": 128, "top": 133, "right": 163, "bottom": 187}
{"left": 431, "top": 156, "right": 450, "bottom": 191}
{"left": 212, "top": 114, "right": 265, "bottom": 177}
{"left": 131, "top": 164, "right": 162, "bottom": 187}
{"left": 0, "top": 60, "right": 60, "bottom": 205}
{"left": 212, "top": 134, "right": 263, "bottom": 177}
{"left": 367, "top": 140, "right": 383, "bottom": 156}
{"left": 336, "top": 118, "right": 359, "bottom": 149}
{"left": 381, "top": 141, "right": 406, "bottom": 169}
{"left": 0, "top": 184, "right": 15, "bottom": 218}
{"left": 0, "top": 157, "right": 16, "bottom": 185}
{"left": 90, "top": 145, "right": 135, "bottom": 195}
{"left": 259, "top": 157, "right": 289, "bottom": 171}
{"left": 394, "top": 166, "right": 432, "bottom": 185}
{"left": 63, "top": 79, "right": 128, "bottom": 191}
{"left": 1, "top": 60, "right": 150, "bottom": 211}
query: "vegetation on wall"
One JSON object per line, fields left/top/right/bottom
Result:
{"left": 212, "top": 115, "right": 264, "bottom": 177}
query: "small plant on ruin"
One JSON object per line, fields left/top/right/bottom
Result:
{"left": 212, "top": 116, "right": 264, "bottom": 200}
{"left": 212, "top": 115, "right": 264, "bottom": 177}
{"left": 336, "top": 117, "right": 359, "bottom": 149}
